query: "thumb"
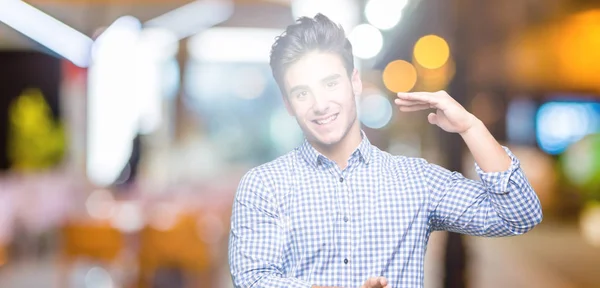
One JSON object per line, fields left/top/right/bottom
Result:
{"left": 378, "top": 277, "right": 388, "bottom": 286}
{"left": 427, "top": 112, "right": 438, "bottom": 125}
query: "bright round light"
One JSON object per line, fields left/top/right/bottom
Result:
{"left": 580, "top": 203, "right": 600, "bottom": 247}
{"left": 85, "top": 267, "right": 114, "bottom": 288}
{"left": 413, "top": 34, "right": 450, "bottom": 69}
{"left": 536, "top": 102, "right": 593, "bottom": 154}
{"left": 561, "top": 134, "right": 600, "bottom": 196}
{"left": 365, "top": 0, "right": 407, "bottom": 30}
{"left": 291, "top": 0, "right": 359, "bottom": 32}
{"left": 149, "top": 203, "right": 180, "bottom": 231}
{"left": 85, "top": 189, "right": 116, "bottom": 220}
{"left": 382, "top": 59, "right": 417, "bottom": 92}
{"left": 349, "top": 24, "right": 383, "bottom": 59}
{"left": 359, "top": 94, "right": 393, "bottom": 129}
{"left": 110, "top": 201, "right": 144, "bottom": 233}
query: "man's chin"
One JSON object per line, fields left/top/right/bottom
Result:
{"left": 310, "top": 133, "right": 341, "bottom": 147}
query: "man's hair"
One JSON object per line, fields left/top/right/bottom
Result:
{"left": 269, "top": 13, "right": 354, "bottom": 96}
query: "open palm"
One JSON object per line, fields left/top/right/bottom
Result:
{"left": 394, "top": 90, "right": 476, "bottom": 134}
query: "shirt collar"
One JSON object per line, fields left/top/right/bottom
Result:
{"left": 298, "top": 130, "right": 372, "bottom": 168}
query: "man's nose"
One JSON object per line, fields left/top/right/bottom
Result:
{"left": 312, "top": 94, "right": 329, "bottom": 114}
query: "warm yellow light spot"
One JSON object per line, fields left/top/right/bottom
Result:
{"left": 413, "top": 56, "right": 455, "bottom": 92}
{"left": 413, "top": 34, "right": 450, "bottom": 69}
{"left": 382, "top": 60, "right": 417, "bottom": 93}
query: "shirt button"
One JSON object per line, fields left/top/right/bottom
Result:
{"left": 343, "top": 216, "right": 349, "bottom": 222}
{"left": 344, "top": 258, "right": 349, "bottom": 264}
{"left": 339, "top": 177, "right": 344, "bottom": 183}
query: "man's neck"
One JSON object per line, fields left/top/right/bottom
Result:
{"left": 310, "top": 125, "right": 362, "bottom": 170}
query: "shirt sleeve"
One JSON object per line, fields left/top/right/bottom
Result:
{"left": 424, "top": 146, "right": 543, "bottom": 236}
{"left": 228, "top": 169, "right": 313, "bottom": 288}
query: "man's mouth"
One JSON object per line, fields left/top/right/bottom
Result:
{"left": 313, "top": 113, "right": 339, "bottom": 125}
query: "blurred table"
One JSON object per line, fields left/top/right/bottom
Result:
{"left": 467, "top": 221, "right": 600, "bottom": 288}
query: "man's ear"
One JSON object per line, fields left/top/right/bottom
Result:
{"left": 351, "top": 68, "right": 363, "bottom": 96}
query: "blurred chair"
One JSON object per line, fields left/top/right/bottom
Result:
{"left": 137, "top": 213, "right": 213, "bottom": 288}
{"left": 59, "top": 220, "right": 124, "bottom": 287}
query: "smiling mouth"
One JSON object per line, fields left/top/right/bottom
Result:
{"left": 313, "top": 113, "right": 339, "bottom": 125}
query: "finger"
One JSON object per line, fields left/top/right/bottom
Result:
{"left": 428, "top": 112, "right": 438, "bottom": 125}
{"left": 397, "top": 92, "right": 440, "bottom": 104}
{"left": 378, "top": 277, "right": 388, "bottom": 287}
{"left": 365, "top": 277, "right": 380, "bottom": 287}
{"left": 398, "top": 104, "right": 431, "bottom": 112}
{"left": 393, "top": 98, "right": 429, "bottom": 107}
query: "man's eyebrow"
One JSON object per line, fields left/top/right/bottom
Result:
{"left": 289, "top": 85, "right": 310, "bottom": 95}
{"left": 321, "top": 74, "right": 341, "bottom": 83}
{"left": 288, "top": 74, "right": 341, "bottom": 94}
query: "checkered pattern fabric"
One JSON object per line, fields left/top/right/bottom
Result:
{"left": 229, "top": 132, "right": 542, "bottom": 288}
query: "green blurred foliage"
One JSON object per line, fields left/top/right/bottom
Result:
{"left": 7, "top": 88, "right": 66, "bottom": 172}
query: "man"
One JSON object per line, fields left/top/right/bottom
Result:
{"left": 228, "top": 14, "right": 542, "bottom": 288}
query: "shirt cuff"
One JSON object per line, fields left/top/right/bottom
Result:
{"left": 474, "top": 146, "right": 522, "bottom": 195}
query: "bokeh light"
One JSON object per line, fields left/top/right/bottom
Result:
{"left": 536, "top": 102, "right": 600, "bottom": 155}
{"left": 86, "top": 189, "right": 116, "bottom": 220}
{"left": 359, "top": 94, "right": 393, "bottom": 129}
{"left": 580, "top": 202, "right": 600, "bottom": 247}
{"left": 85, "top": 267, "right": 114, "bottom": 288}
{"left": 561, "top": 133, "right": 600, "bottom": 197}
{"left": 413, "top": 56, "right": 455, "bottom": 92}
{"left": 365, "top": 0, "right": 407, "bottom": 30}
{"left": 348, "top": 24, "right": 383, "bottom": 59}
{"left": 110, "top": 202, "right": 144, "bottom": 233}
{"left": 382, "top": 59, "right": 417, "bottom": 92}
{"left": 291, "top": 0, "right": 359, "bottom": 32}
{"left": 413, "top": 34, "right": 450, "bottom": 69}
{"left": 148, "top": 202, "right": 180, "bottom": 231}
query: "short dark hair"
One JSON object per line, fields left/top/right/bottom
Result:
{"left": 269, "top": 13, "right": 354, "bottom": 96}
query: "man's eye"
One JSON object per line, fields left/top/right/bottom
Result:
{"left": 296, "top": 91, "right": 308, "bottom": 99}
{"left": 326, "top": 81, "right": 338, "bottom": 88}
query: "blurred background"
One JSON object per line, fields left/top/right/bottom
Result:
{"left": 1, "top": 0, "right": 600, "bottom": 287}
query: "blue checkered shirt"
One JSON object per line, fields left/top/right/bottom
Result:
{"left": 229, "top": 133, "right": 543, "bottom": 288}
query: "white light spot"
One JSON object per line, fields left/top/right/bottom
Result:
{"left": 365, "top": 0, "right": 407, "bottom": 30}
{"left": 349, "top": 24, "right": 383, "bottom": 59}
{"left": 580, "top": 204, "right": 600, "bottom": 247}
{"left": 536, "top": 102, "right": 595, "bottom": 154}
{"left": 85, "top": 189, "right": 116, "bottom": 220}
{"left": 291, "top": 0, "right": 359, "bottom": 32}
{"left": 84, "top": 267, "right": 113, "bottom": 288}
{"left": 110, "top": 201, "right": 144, "bottom": 233}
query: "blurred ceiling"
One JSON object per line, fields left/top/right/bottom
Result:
{"left": 0, "top": 0, "right": 294, "bottom": 49}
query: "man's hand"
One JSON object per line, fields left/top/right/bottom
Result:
{"left": 394, "top": 90, "right": 476, "bottom": 135}
{"left": 396, "top": 90, "right": 512, "bottom": 172}
{"left": 361, "top": 276, "right": 389, "bottom": 288}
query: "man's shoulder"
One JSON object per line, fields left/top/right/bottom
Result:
{"left": 240, "top": 150, "right": 296, "bottom": 184}
{"left": 373, "top": 147, "right": 428, "bottom": 169}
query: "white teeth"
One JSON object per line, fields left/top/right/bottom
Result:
{"left": 316, "top": 114, "right": 337, "bottom": 125}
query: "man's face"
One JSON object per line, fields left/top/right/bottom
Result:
{"left": 283, "top": 52, "right": 362, "bottom": 148}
